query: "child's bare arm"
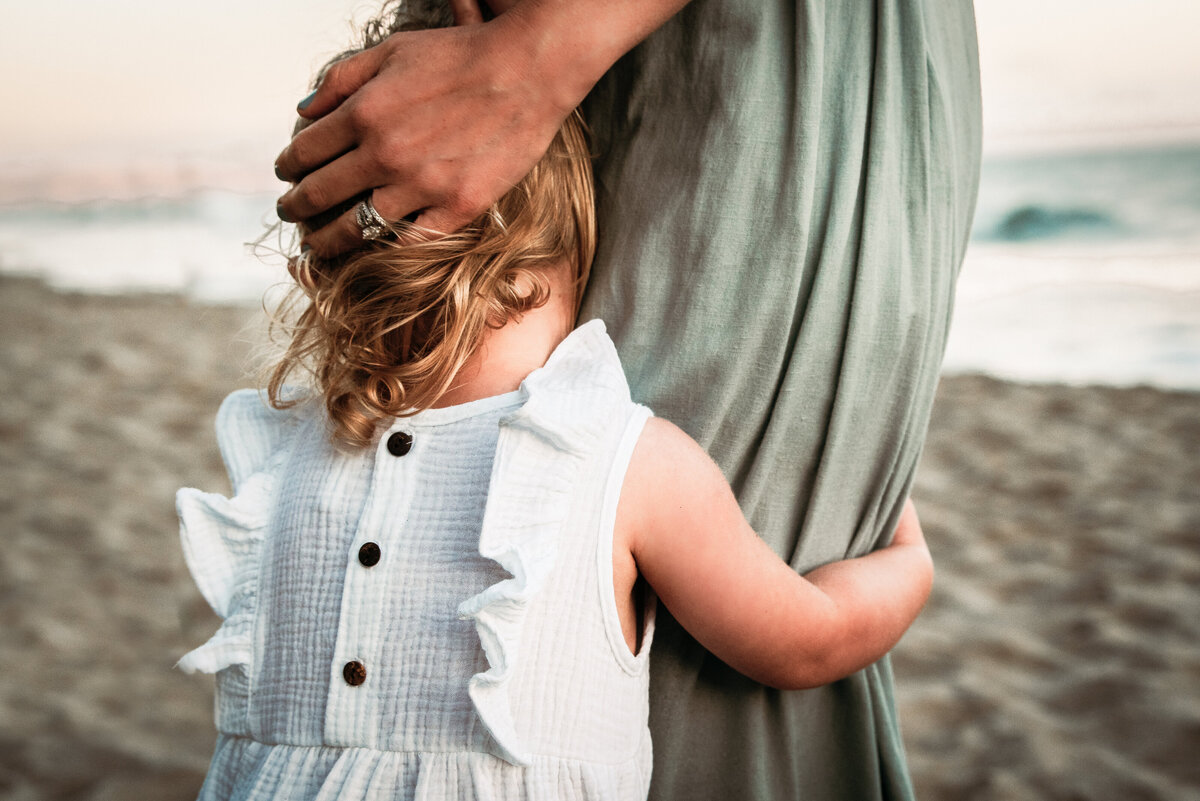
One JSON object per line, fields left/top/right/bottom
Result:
{"left": 619, "top": 418, "right": 933, "bottom": 690}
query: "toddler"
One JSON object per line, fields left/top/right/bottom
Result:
{"left": 176, "top": 2, "right": 933, "bottom": 799}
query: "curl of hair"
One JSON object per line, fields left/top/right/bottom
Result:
{"left": 267, "top": 2, "right": 595, "bottom": 449}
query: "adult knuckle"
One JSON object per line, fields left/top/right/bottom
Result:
{"left": 344, "top": 94, "right": 377, "bottom": 134}
{"left": 458, "top": 176, "right": 494, "bottom": 215}
{"left": 429, "top": 163, "right": 462, "bottom": 195}
{"left": 446, "top": 185, "right": 484, "bottom": 220}
{"left": 374, "top": 133, "right": 405, "bottom": 170}
{"left": 421, "top": 179, "right": 457, "bottom": 213}
{"left": 323, "top": 58, "right": 352, "bottom": 94}
{"left": 359, "top": 138, "right": 394, "bottom": 180}
{"left": 296, "top": 181, "right": 329, "bottom": 215}
{"left": 400, "top": 162, "right": 431, "bottom": 195}
{"left": 286, "top": 136, "right": 313, "bottom": 171}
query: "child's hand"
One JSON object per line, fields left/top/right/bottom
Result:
{"left": 890, "top": 498, "right": 927, "bottom": 551}
{"left": 885, "top": 498, "right": 933, "bottom": 589}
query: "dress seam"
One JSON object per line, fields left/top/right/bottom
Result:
{"left": 212, "top": 732, "right": 645, "bottom": 767}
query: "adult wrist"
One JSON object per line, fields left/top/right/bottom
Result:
{"left": 488, "top": 1, "right": 604, "bottom": 115}
{"left": 494, "top": 0, "right": 687, "bottom": 114}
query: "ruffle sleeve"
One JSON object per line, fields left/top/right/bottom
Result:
{"left": 457, "top": 320, "right": 634, "bottom": 766}
{"left": 176, "top": 390, "right": 298, "bottom": 731}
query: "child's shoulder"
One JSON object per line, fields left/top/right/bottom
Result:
{"left": 214, "top": 389, "right": 305, "bottom": 492}
{"left": 623, "top": 417, "right": 728, "bottom": 520}
{"left": 521, "top": 320, "right": 645, "bottom": 443}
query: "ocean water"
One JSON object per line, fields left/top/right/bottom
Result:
{"left": 2, "top": 144, "right": 1198, "bottom": 389}
{"left": 0, "top": 190, "right": 286, "bottom": 305}
{"left": 942, "top": 144, "right": 1200, "bottom": 389}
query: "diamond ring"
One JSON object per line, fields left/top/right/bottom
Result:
{"left": 354, "top": 197, "right": 391, "bottom": 241}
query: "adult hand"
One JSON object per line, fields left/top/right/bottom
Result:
{"left": 274, "top": 0, "right": 691, "bottom": 257}
{"left": 274, "top": 3, "right": 571, "bottom": 255}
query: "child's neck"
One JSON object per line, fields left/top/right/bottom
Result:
{"left": 432, "top": 263, "right": 576, "bottom": 408}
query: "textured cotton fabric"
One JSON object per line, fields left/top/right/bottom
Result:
{"left": 580, "top": 1, "right": 983, "bottom": 798}
{"left": 178, "top": 321, "right": 656, "bottom": 801}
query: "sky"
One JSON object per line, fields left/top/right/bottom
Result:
{"left": 0, "top": 0, "right": 360, "bottom": 199}
{"left": 0, "top": 0, "right": 354, "bottom": 151}
{"left": 972, "top": 0, "right": 1200, "bottom": 152}
{"left": 1, "top": 0, "right": 1199, "bottom": 199}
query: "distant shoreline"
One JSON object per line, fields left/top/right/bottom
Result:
{"left": 4, "top": 143, "right": 1200, "bottom": 388}
{"left": 3, "top": 273, "right": 1197, "bottom": 394}
{"left": 3, "top": 138, "right": 1199, "bottom": 207}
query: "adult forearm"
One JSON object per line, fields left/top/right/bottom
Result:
{"left": 498, "top": 0, "right": 693, "bottom": 113}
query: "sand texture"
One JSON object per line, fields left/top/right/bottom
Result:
{"left": 1, "top": 276, "right": 1197, "bottom": 800}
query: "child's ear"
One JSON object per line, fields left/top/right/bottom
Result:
{"left": 450, "top": 0, "right": 486, "bottom": 25}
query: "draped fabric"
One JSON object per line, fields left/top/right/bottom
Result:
{"left": 579, "top": 1, "right": 983, "bottom": 798}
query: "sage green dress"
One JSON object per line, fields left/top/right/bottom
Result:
{"left": 579, "top": 1, "right": 983, "bottom": 798}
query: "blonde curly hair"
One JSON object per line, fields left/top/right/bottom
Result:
{"left": 267, "top": 0, "right": 595, "bottom": 448}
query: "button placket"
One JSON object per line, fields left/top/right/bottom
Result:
{"left": 387, "top": 430, "right": 413, "bottom": 457}
{"left": 324, "top": 425, "right": 421, "bottom": 744}
{"left": 342, "top": 660, "right": 367, "bottom": 686}
{"left": 358, "top": 541, "right": 381, "bottom": 567}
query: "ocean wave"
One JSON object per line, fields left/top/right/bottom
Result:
{"left": 970, "top": 142, "right": 1200, "bottom": 246}
{"left": 981, "top": 204, "right": 1124, "bottom": 243}
{"left": 0, "top": 190, "right": 276, "bottom": 227}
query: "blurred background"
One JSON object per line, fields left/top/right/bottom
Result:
{"left": 1, "top": 1, "right": 1197, "bottom": 799}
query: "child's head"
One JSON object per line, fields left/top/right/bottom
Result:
{"left": 269, "top": 0, "right": 595, "bottom": 448}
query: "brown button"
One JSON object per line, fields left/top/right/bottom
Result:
{"left": 343, "top": 660, "right": 366, "bottom": 686}
{"left": 358, "top": 542, "right": 381, "bottom": 567}
{"left": 386, "top": 431, "right": 413, "bottom": 457}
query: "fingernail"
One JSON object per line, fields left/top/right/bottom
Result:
{"left": 297, "top": 90, "right": 317, "bottom": 111}
{"left": 301, "top": 243, "right": 312, "bottom": 253}
{"left": 276, "top": 200, "right": 293, "bottom": 223}
{"left": 274, "top": 162, "right": 286, "bottom": 181}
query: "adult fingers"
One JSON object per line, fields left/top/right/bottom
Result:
{"left": 411, "top": 206, "right": 478, "bottom": 240}
{"left": 299, "top": 206, "right": 365, "bottom": 260}
{"left": 274, "top": 109, "right": 360, "bottom": 183}
{"left": 482, "top": 0, "right": 520, "bottom": 13}
{"left": 277, "top": 148, "right": 379, "bottom": 224}
{"left": 450, "top": 0, "right": 485, "bottom": 25}
{"left": 295, "top": 45, "right": 390, "bottom": 120}
{"left": 300, "top": 185, "right": 424, "bottom": 259}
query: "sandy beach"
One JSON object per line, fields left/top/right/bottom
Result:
{"left": 1, "top": 275, "right": 1197, "bottom": 800}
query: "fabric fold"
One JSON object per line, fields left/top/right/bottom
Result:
{"left": 176, "top": 391, "right": 298, "bottom": 736}
{"left": 176, "top": 456, "right": 283, "bottom": 675}
{"left": 196, "top": 734, "right": 648, "bottom": 800}
{"left": 175, "top": 476, "right": 271, "bottom": 622}
{"left": 457, "top": 320, "right": 633, "bottom": 766}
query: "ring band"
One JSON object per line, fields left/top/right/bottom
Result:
{"left": 355, "top": 197, "right": 391, "bottom": 241}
